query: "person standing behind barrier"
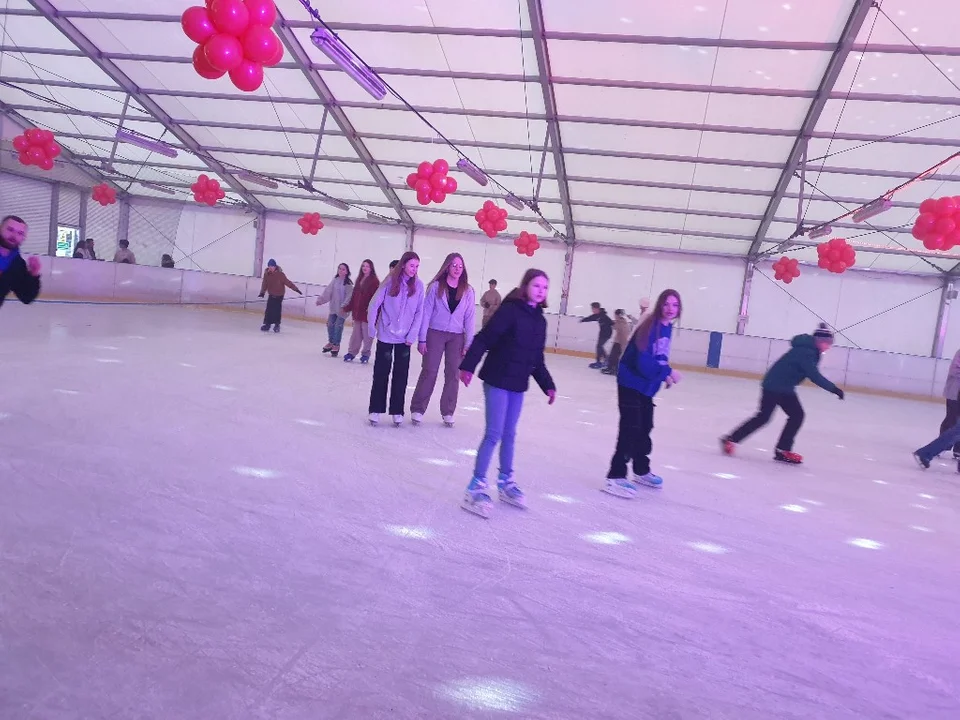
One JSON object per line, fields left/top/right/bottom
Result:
{"left": 258, "top": 259, "right": 301, "bottom": 333}
{"left": 480, "top": 279, "right": 501, "bottom": 328}
{"left": 113, "top": 239, "right": 136, "bottom": 264}
{"left": 316, "top": 263, "right": 353, "bottom": 358}
{"left": 0, "top": 214, "right": 41, "bottom": 308}
{"left": 410, "top": 253, "right": 476, "bottom": 427}
{"left": 342, "top": 259, "right": 379, "bottom": 365}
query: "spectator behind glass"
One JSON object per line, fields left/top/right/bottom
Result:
{"left": 85, "top": 238, "right": 98, "bottom": 260}
{"left": 113, "top": 239, "right": 137, "bottom": 264}
{"left": 72, "top": 239, "right": 89, "bottom": 259}
{"left": 161, "top": 254, "right": 175, "bottom": 268}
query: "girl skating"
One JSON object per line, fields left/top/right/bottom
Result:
{"left": 410, "top": 253, "right": 476, "bottom": 427}
{"left": 459, "top": 269, "right": 556, "bottom": 518}
{"left": 342, "top": 259, "right": 379, "bottom": 364}
{"left": 366, "top": 252, "right": 425, "bottom": 427}
{"left": 258, "top": 259, "right": 302, "bottom": 332}
{"left": 603, "top": 289, "right": 682, "bottom": 498}
{"left": 315, "top": 263, "right": 353, "bottom": 357}
{"left": 721, "top": 323, "right": 844, "bottom": 464}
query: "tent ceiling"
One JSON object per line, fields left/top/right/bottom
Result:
{"left": 0, "top": 0, "right": 958, "bottom": 272}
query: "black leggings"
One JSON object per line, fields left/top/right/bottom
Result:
{"left": 940, "top": 398, "right": 960, "bottom": 456}
{"left": 369, "top": 341, "right": 411, "bottom": 415}
{"left": 607, "top": 385, "right": 654, "bottom": 478}
{"left": 727, "top": 390, "right": 805, "bottom": 452}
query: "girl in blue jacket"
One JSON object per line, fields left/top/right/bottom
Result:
{"left": 603, "top": 289, "right": 683, "bottom": 499}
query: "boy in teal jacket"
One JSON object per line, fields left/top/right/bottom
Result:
{"left": 721, "top": 323, "right": 844, "bottom": 464}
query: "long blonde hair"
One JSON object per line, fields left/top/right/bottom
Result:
{"left": 387, "top": 251, "right": 420, "bottom": 297}
{"left": 430, "top": 252, "right": 469, "bottom": 302}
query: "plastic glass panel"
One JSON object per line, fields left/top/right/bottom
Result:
{"left": 697, "top": 132, "right": 797, "bottom": 162}
{"left": 554, "top": 85, "right": 710, "bottom": 123}
{"left": 542, "top": 0, "right": 726, "bottom": 36}
{"left": 196, "top": 127, "right": 321, "bottom": 155}
{"left": 852, "top": 0, "right": 958, "bottom": 46}
{"left": 569, "top": 180, "right": 692, "bottom": 207}
{"left": 572, "top": 205, "right": 687, "bottom": 230}
{"left": 693, "top": 164, "right": 784, "bottom": 191}
{"left": 712, "top": 47, "right": 832, "bottom": 91}
{"left": 703, "top": 94, "right": 809, "bottom": 129}
{"left": 719, "top": 0, "right": 853, "bottom": 43}
{"left": 687, "top": 191, "right": 771, "bottom": 214}
{"left": 0, "top": 51, "right": 117, "bottom": 86}
{"left": 576, "top": 227, "right": 682, "bottom": 250}
{"left": 863, "top": 251, "right": 953, "bottom": 274}
{"left": 681, "top": 215, "right": 759, "bottom": 236}
{"left": 1, "top": 83, "right": 128, "bottom": 116}
{"left": 363, "top": 138, "right": 551, "bottom": 175}
{"left": 280, "top": 0, "right": 531, "bottom": 30}
{"left": 72, "top": 18, "right": 196, "bottom": 57}
{"left": 784, "top": 172, "right": 911, "bottom": 205}
{"left": 0, "top": 14, "right": 80, "bottom": 50}
{"left": 816, "top": 99, "right": 960, "bottom": 143}
{"left": 343, "top": 107, "right": 477, "bottom": 140}
{"left": 12, "top": 109, "right": 116, "bottom": 139}
{"left": 566, "top": 154, "right": 696, "bottom": 184}
{"left": 676, "top": 235, "right": 753, "bottom": 255}
{"left": 835, "top": 51, "right": 960, "bottom": 100}
{"left": 804, "top": 136, "right": 960, "bottom": 174}
{"left": 153, "top": 95, "right": 329, "bottom": 129}
{"left": 548, "top": 42, "right": 718, "bottom": 84}
{"left": 560, "top": 123, "right": 704, "bottom": 155}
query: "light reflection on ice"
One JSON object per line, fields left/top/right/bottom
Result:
{"left": 581, "top": 531, "right": 631, "bottom": 545}
{"left": 438, "top": 678, "right": 537, "bottom": 713}
{"left": 688, "top": 541, "right": 728, "bottom": 555}
{"left": 848, "top": 538, "right": 884, "bottom": 550}
{"left": 385, "top": 525, "right": 434, "bottom": 540}
{"left": 232, "top": 466, "right": 279, "bottom": 479}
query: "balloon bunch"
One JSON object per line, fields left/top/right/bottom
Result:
{"left": 816, "top": 237, "right": 856, "bottom": 274}
{"left": 13, "top": 128, "right": 61, "bottom": 171}
{"left": 475, "top": 201, "right": 508, "bottom": 238}
{"left": 771, "top": 256, "right": 800, "bottom": 284}
{"left": 514, "top": 231, "right": 540, "bottom": 257}
{"left": 405, "top": 159, "right": 458, "bottom": 206}
{"left": 911, "top": 196, "right": 960, "bottom": 251}
{"left": 182, "top": 0, "right": 283, "bottom": 93}
{"left": 298, "top": 212, "right": 324, "bottom": 235}
{"left": 91, "top": 183, "right": 117, "bottom": 207}
{"left": 191, "top": 174, "right": 226, "bottom": 206}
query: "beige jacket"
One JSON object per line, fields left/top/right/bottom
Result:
{"left": 480, "top": 288, "right": 502, "bottom": 322}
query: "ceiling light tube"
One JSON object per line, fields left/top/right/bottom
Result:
{"left": 851, "top": 198, "right": 892, "bottom": 223}
{"left": 238, "top": 171, "right": 279, "bottom": 189}
{"left": 115, "top": 129, "right": 178, "bottom": 158}
{"left": 456, "top": 158, "right": 488, "bottom": 187}
{"left": 138, "top": 181, "right": 176, "bottom": 195}
{"left": 310, "top": 27, "right": 387, "bottom": 101}
{"left": 503, "top": 194, "right": 524, "bottom": 211}
{"left": 537, "top": 218, "right": 552, "bottom": 233}
{"left": 807, "top": 224, "right": 832, "bottom": 239}
{"left": 322, "top": 196, "right": 350, "bottom": 211}
{"left": 366, "top": 212, "right": 394, "bottom": 224}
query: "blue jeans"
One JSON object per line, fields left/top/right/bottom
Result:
{"left": 916, "top": 420, "right": 960, "bottom": 461}
{"left": 473, "top": 383, "right": 524, "bottom": 481}
{"left": 327, "top": 314, "right": 346, "bottom": 344}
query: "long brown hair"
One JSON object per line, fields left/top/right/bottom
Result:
{"left": 504, "top": 268, "right": 549, "bottom": 309}
{"left": 633, "top": 289, "right": 681, "bottom": 349}
{"left": 357, "top": 258, "right": 378, "bottom": 290}
{"left": 431, "top": 252, "right": 469, "bottom": 302}
{"left": 387, "top": 251, "right": 421, "bottom": 297}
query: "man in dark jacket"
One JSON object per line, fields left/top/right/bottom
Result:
{"left": 581, "top": 302, "right": 614, "bottom": 369}
{"left": 721, "top": 323, "right": 844, "bottom": 464}
{"left": 0, "top": 215, "right": 42, "bottom": 308}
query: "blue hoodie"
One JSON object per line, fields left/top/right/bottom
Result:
{"left": 617, "top": 322, "right": 673, "bottom": 397}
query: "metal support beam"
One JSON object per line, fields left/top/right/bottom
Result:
{"left": 533, "top": 129, "right": 550, "bottom": 203}
{"left": 406, "top": 226, "right": 415, "bottom": 253}
{"left": 24, "top": 0, "right": 264, "bottom": 213}
{"left": 274, "top": 8, "right": 412, "bottom": 227}
{"left": 77, "top": 188, "right": 88, "bottom": 248}
{"left": 526, "top": 0, "right": 575, "bottom": 241}
{"left": 117, "top": 196, "right": 131, "bottom": 246}
{"left": 306, "top": 108, "right": 329, "bottom": 186}
{"left": 560, "top": 244, "right": 575, "bottom": 315}
{"left": 736, "top": 261, "right": 756, "bottom": 335}
{"left": 253, "top": 211, "right": 266, "bottom": 278}
{"left": 933, "top": 280, "right": 954, "bottom": 358}
{"left": 748, "top": 0, "right": 874, "bottom": 257}
{"left": 47, "top": 182, "right": 60, "bottom": 256}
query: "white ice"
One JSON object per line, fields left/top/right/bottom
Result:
{"left": 2, "top": 303, "right": 959, "bottom": 719}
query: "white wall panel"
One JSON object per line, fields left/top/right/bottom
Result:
{"left": 176, "top": 205, "right": 256, "bottom": 277}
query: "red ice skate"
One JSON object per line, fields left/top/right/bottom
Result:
{"left": 720, "top": 438, "right": 736, "bottom": 456}
{"left": 774, "top": 449, "right": 803, "bottom": 465}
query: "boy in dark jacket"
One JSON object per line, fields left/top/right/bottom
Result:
{"left": 721, "top": 323, "right": 844, "bottom": 464}
{"left": 581, "top": 302, "right": 614, "bottom": 369}
{"left": 258, "top": 259, "right": 301, "bottom": 332}
{"left": 0, "top": 215, "right": 41, "bottom": 308}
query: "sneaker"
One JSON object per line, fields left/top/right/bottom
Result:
{"left": 634, "top": 472, "right": 663, "bottom": 488}
{"left": 368, "top": 413, "right": 380, "bottom": 426}
{"left": 442, "top": 415, "right": 455, "bottom": 427}
{"left": 602, "top": 477, "right": 639, "bottom": 499}
{"left": 260, "top": 324, "right": 270, "bottom": 332}
{"left": 774, "top": 449, "right": 803, "bottom": 465}
{"left": 343, "top": 353, "right": 355, "bottom": 362}
{"left": 411, "top": 412, "right": 424, "bottom": 426}
{"left": 497, "top": 478, "right": 526, "bottom": 508}
{"left": 720, "top": 438, "right": 735, "bottom": 456}
{"left": 273, "top": 325, "right": 280, "bottom": 333}
{"left": 913, "top": 452, "right": 930, "bottom": 470}
{"left": 588, "top": 362, "right": 604, "bottom": 369}
{"left": 392, "top": 414, "right": 404, "bottom": 427}
{"left": 462, "top": 477, "right": 493, "bottom": 518}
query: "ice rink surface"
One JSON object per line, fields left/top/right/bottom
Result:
{"left": 2, "top": 302, "right": 958, "bottom": 720}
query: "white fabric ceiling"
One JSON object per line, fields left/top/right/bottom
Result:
{"left": 0, "top": 0, "right": 958, "bottom": 273}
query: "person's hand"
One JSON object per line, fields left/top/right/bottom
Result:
{"left": 547, "top": 389, "right": 556, "bottom": 405}
{"left": 315, "top": 297, "right": 321, "bottom": 306}
{"left": 669, "top": 370, "right": 683, "bottom": 383}
{"left": 417, "top": 342, "right": 427, "bottom": 355}
{"left": 460, "top": 370, "right": 473, "bottom": 387}
{"left": 26, "top": 256, "right": 42, "bottom": 277}
{"left": 833, "top": 387, "right": 845, "bottom": 400}
{"left": 258, "top": 292, "right": 265, "bottom": 298}
{"left": 665, "top": 376, "right": 675, "bottom": 389}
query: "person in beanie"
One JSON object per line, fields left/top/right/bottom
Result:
{"left": 581, "top": 302, "right": 614, "bottom": 369}
{"left": 258, "top": 259, "right": 302, "bottom": 333}
{"left": 0, "top": 215, "right": 41, "bottom": 308}
{"left": 721, "top": 323, "right": 844, "bottom": 464}
{"left": 602, "top": 309, "right": 633, "bottom": 376}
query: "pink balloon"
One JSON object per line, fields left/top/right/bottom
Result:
{"left": 244, "top": 0, "right": 277, "bottom": 26}
{"left": 25, "top": 128, "right": 44, "bottom": 145}
{"left": 936, "top": 216, "right": 956, "bottom": 236}
{"left": 495, "top": 219, "right": 507, "bottom": 231}
{"left": 39, "top": 129, "right": 54, "bottom": 144}
{"left": 417, "top": 161, "right": 433, "bottom": 178}
{"left": 204, "top": 33, "right": 245, "bottom": 72}
{"left": 935, "top": 196, "right": 957, "bottom": 216}
{"left": 431, "top": 188, "right": 446, "bottom": 204}
{"left": 46, "top": 141, "right": 61, "bottom": 158}
{"left": 919, "top": 198, "right": 938, "bottom": 215}
{"left": 486, "top": 208, "right": 499, "bottom": 220}
{"left": 433, "top": 158, "right": 449, "bottom": 175}
{"left": 209, "top": 0, "right": 250, "bottom": 36}
{"left": 406, "top": 173, "right": 419, "bottom": 189}
{"left": 947, "top": 230, "right": 960, "bottom": 248}
{"left": 483, "top": 200, "right": 494, "bottom": 210}
{"left": 182, "top": 6, "right": 217, "bottom": 44}
{"left": 916, "top": 211, "right": 937, "bottom": 230}
{"left": 230, "top": 59, "right": 264, "bottom": 91}
{"left": 12, "top": 135, "right": 27, "bottom": 152}
{"left": 481, "top": 222, "right": 493, "bottom": 234}
{"left": 415, "top": 178, "right": 431, "bottom": 194}
{"left": 927, "top": 235, "right": 945, "bottom": 250}
{"left": 783, "top": 276, "right": 793, "bottom": 284}
{"left": 193, "top": 45, "right": 226, "bottom": 78}
{"left": 263, "top": 41, "right": 284, "bottom": 67}
{"left": 26, "top": 145, "right": 45, "bottom": 163}
{"left": 430, "top": 172, "right": 447, "bottom": 190}
{"left": 817, "top": 257, "right": 830, "bottom": 269}
{"left": 241, "top": 24, "right": 279, "bottom": 64}
{"left": 416, "top": 190, "right": 431, "bottom": 206}
{"left": 444, "top": 177, "right": 457, "bottom": 193}
{"left": 475, "top": 210, "right": 486, "bottom": 222}
{"left": 38, "top": 156, "right": 54, "bottom": 171}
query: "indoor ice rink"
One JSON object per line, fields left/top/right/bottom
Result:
{"left": 2, "top": 1, "right": 959, "bottom": 718}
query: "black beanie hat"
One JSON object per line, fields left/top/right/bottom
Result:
{"left": 813, "top": 323, "right": 835, "bottom": 341}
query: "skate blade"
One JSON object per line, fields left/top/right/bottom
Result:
{"left": 461, "top": 501, "right": 491, "bottom": 518}
{"left": 601, "top": 485, "right": 637, "bottom": 499}
{"left": 634, "top": 478, "right": 663, "bottom": 489}
{"left": 498, "top": 495, "right": 527, "bottom": 509}
{"left": 443, "top": 421, "right": 455, "bottom": 428}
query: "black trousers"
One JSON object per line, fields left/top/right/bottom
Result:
{"left": 607, "top": 342, "right": 624, "bottom": 372}
{"left": 369, "top": 341, "right": 411, "bottom": 415}
{"left": 607, "top": 385, "right": 654, "bottom": 478}
{"left": 596, "top": 327, "right": 613, "bottom": 363}
{"left": 263, "top": 295, "right": 283, "bottom": 326}
{"left": 939, "top": 398, "right": 960, "bottom": 456}
{"left": 727, "top": 390, "right": 805, "bottom": 452}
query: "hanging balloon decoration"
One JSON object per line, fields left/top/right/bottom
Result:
{"left": 911, "top": 196, "right": 960, "bottom": 251}
{"left": 13, "top": 128, "right": 61, "bottom": 171}
{"left": 182, "top": 0, "right": 282, "bottom": 93}
{"left": 475, "top": 201, "right": 509, "bottom": 238}
{"left": 91, "top": 183, "right": 117, "bottom": 207}
{"left": 191, "top": 174, "right": 226, "bottom": 206}
{"left": 298, "top": 212, "right": 324, "bottom": 235}
{"left": 514, "top": 231, "right": 540, "bottom": 257}
{"left": 771, "top": 256, "right": 800, "bottom": 284}
{"left": 816, "top": 238, "right": 856, "bottom": 274}
{"left": 405, "top": 159, "right": 457, "bottom": 206}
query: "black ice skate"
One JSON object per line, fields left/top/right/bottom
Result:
{"left": 774, "top": 449, "right": 803, "bottom": 465}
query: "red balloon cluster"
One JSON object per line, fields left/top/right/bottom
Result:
{"left": 816, "top": 237, "right": 856, "bottom": 273}
{"left": 91, "top": 183, "right": 117, "bottom": 207}
{"left": 405, "top": 159, "right": 458, "bottom": 206}
{"left": 192, "top": 174, "right": 226, "bottom": 206}
{"left": 772, "top": 256, "right": 800, "bottom": 284}
{"left": 13, "top": 128, "right": 61, "bottom": 171}
{"left": 298, "top": 212, "right": 324, "bottom": 235}
{"left": 911, "top": 196, "right": 960, "bottom": 251}
{"left": 514, "top": 231, "right": 540, "bottom": 257}
{"left": 182, "top": 0, "right": 283, "bottom": 93}
{"left": 475, "top": 201, "right": 508, "bottom": 238}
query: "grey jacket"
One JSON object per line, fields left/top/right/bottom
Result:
{"left": 317, "top": 277, "right": 353, "bottom": 316}
{"left": 419, "top": 281, "right": 476, "bottom": 347}
{"left": 944, "top": 349, "right": 960, "bottom": 400}
{"left": 367, "top": 277, "right": 425, "bottom": 344}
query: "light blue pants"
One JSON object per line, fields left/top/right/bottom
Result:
{"left": 327, "top": 313, "right": 346, "bottom": 344}
{"left": 472, "top": 383, "right": 525, "bottom": 481}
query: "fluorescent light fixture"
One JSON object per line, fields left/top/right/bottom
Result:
{"left": 808, "top": 224, "right": 832, "bottom": 239}
{"left": 537, "top": 218, "right": 552, "bottom": 233}
{"left": 115, "top": 129, "right": 177, "bottom": 158}
{"left": 503, "top": 194, "right": 524, "bottom": 211}
{"left": 138, "top": 181, "right": 175, "bottom": 195}
{"left": 456, "top": 157, "right": 488, "bottom": 186}
{"left": 322, "top": 195, "right": 350, "bottom": 211}
{"left": 238, "top": 171, "right": 278, "bottom": 189}
{"left": 851, "top": 198, "right": 892, "bottom": 223}
{"left": 310, "top": 27, "right": 386, "bottom": 100}
{"left": 366, "top": 212, "right": 393, "bottom": 224}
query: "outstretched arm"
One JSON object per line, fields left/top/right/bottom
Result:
{"left": 11, "top": 257, "right": 41, "bottom": 304}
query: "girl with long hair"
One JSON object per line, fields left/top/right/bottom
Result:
{"left": 366, "top": 252, "right": 425, "bottom": 426}
{"left": 603, "top": 289, "right": 682, "bottom": 499}
{"left": 410, "top": 253, "right": 476, "bottom": 427}
{"left": 315, "top": 263, "right": 353, "bottom": 358}
{"left": 342, "top": 259, "right": 379, "bottom": 364}
{"left": 459, "top": 268, "right": 556, "bottom": 519}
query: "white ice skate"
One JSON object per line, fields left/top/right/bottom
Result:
{"left": 462, "top": 478, "right": 493, "bottom": 519}
{"left": 392, "top": 414, "right": 404, "bottom": 427}
{"left": 442, "top": 415, "right": 455, "bottom": 427}
{"left": 411, "top": 412, "right": 424, "bottom": 426}
{"left": 368, "top": 413, "right": 381, "bottom": 426}
{"left": 497, "top": 479, "right": 527, "bottom": 509}
{"left": 602, "top": 477, "right": 639, "bottom": 499}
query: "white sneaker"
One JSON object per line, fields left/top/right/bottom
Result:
{"left": 368, "top": 413, "right": 380, "bottom": 426}
{"left": 392, "top": 414, "right": 404, "bottom": 427}
{"left": 411, "top": 412, "right": 424, "bottom": 425}
{"left": 442, "top": 415, "right": 455, "bottom": 427}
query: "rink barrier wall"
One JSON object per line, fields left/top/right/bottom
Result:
{"left": 31, "top": 257, "right": 952, "bottom": 404}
